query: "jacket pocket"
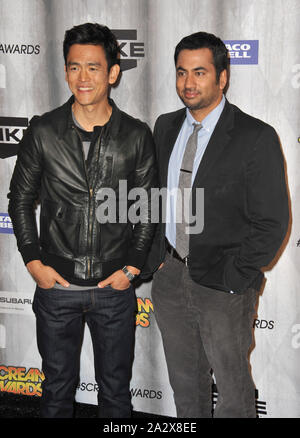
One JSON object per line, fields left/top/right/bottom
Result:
{"left": 40, "top": 199, "right": 83, "bottom": 257}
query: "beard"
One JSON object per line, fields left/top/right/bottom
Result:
{"left": 178, "top": 84, "right": 221, "bottom": 112}
{"left": 179, "top": 92, "right": 216, "bottom": 111}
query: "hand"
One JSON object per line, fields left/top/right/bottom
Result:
{"left": 158, "top": 263, "right": 164, "bottom": 270}
{"left": 98, "top": 266, "right": 140, "bottom": 290}
{"left": 26, "top": 260, "right": 70, "bottom": 289}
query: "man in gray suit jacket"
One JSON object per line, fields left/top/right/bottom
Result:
{"left": 144, "top": 32, "right": 289, "bottom": 418}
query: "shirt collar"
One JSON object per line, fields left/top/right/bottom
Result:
{"left": 186, "top": 94, "right": 226, "bottom": 132}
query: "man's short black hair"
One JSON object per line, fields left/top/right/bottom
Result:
{"left": 174, "top": 31, "right": 229, "bottom": 82}
{"left": 63, "top": 22, "right": 119, "bottom": 70}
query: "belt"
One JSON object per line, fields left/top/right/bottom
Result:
{"left": 165, "top": 240, "right": 188, "bottom": 266}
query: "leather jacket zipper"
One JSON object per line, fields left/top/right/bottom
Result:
{"left": 73, "top": 125, "right": 100, "bottom": 278}
{"left": 87, "top": 187, "right": 93, "bottom": 277}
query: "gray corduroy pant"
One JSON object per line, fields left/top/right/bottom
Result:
{"left": 151, "top": 252, "right": 258, "bottom": 418}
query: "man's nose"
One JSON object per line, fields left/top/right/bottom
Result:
{"left": 79, "top": 68, "right": 88, "bottom": 81}
{"left": 185, "top": 73, "right": 195, "bottom": 88}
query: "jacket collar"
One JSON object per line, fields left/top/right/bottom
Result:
{"left": 170, "top": 97, "right": 234, "bottom": 131}
{"left": 160, "top": 98, "right": 235, "bottom": 188}
{"left": 59, "top": 95, "right": 122, "bottom": 139}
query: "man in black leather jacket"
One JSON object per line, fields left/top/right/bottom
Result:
{"left": 8, "top": 23, "right": 157, "bottom": 418}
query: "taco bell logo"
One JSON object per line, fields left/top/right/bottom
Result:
{"left": 224, "top": 40, "right": 259, "bottom": 65}
{"left": 0, "top": 213, "right": 14, "bottom": 234}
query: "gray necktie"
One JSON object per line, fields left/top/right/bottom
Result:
{"left": 176, "top": 122, "right": 202, "bottom": 258}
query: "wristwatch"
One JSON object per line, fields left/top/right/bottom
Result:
{"left": 122, "top": 266, "right": 137, "bottom": 282}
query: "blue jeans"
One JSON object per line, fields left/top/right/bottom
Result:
{"left": 32, "top": 284, "right": 136, "bottom": 418}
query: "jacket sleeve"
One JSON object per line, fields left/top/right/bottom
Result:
{"left": 225, "top": 124, "right": 290, "bottom": 293}
{"left": 140, "top": 116, "right": 166, "bottom": 278}
{"left": 7, "top": 117, "right": 43, "bottom": 265}
{"left": 126, "top": 123, "right": 159, "bottom": 270}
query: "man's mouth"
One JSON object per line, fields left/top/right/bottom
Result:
{"left": 183, "top": 90, "right": 199, "bottom": 99}
{"left": 77, "top": 87, "right": 93, "bottom": 92}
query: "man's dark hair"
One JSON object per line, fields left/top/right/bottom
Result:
{"left": 63, "top": 22, "right": 119, "bottom": 70}
{"left": 174, "top": 31, "right": 229, "bottom": 82}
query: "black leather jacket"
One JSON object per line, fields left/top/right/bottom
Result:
{"left": 8, "top": 97, "right": 157, "bottom": 285}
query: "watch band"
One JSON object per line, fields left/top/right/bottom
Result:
{"left": 122, "top": 266, "right": 136, "bottom": 282}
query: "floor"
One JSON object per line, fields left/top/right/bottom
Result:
{"left": 0, "top": 391, "right": 167, "bottom": 419}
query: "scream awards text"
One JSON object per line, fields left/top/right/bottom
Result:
{"left": 0, "top": 366, "right": 44, "bottom": 396}
{"left": 136, "top": 298, "right": 153, "bottom": 328}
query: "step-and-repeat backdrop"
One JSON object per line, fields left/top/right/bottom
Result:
{"left": 0, "top": 0, "right": 299, "bottom": 418}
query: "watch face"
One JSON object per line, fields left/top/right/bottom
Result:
{"left": 127, "top": 271, "right": 135, "bottom": 281}
{"left": 122, "top": 267, "right": 135, "bottom": 281}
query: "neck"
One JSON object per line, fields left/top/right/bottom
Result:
{"left": 72, "top": 100, "right": 112, "bottom": 131}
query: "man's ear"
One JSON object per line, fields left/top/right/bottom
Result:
{"left": 108, "top": 63, "right": 121, "bottom": 86}
{"left": 219, "top": 69, "right": 227, "bottom": 91}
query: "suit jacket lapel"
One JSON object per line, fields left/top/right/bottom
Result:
{"left": 192, "top": 100, "right": 235, "bottom": 188}
{"left": 160, "top": 109, "right": 186, "bottom": 187}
